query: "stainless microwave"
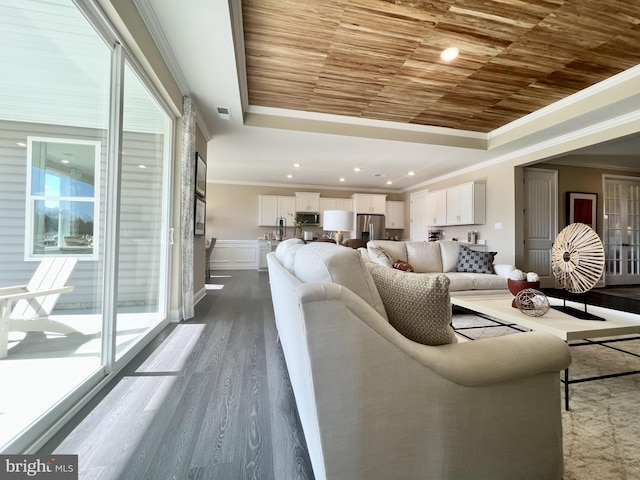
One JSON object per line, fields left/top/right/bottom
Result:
{"left": 296, "top": 212, "right": 320, "bottom": 226}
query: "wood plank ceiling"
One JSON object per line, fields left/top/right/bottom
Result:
{"left": 242, "top": 0, "right": 640, "bottom": 133}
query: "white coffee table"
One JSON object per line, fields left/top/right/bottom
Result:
{"left": 450, "top": 290, "right": 640, "bottom": 410}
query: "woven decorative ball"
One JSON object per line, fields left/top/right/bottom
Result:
{"left": 515, "top": 288, "right": 550, "bottom": 317}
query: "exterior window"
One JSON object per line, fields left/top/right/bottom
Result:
{"left": 26, "top": 137, "right": 100, "bottom": 259}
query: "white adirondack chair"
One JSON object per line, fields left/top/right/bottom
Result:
{"left": 0, "top": 257, "right": 78, "bottom": 359}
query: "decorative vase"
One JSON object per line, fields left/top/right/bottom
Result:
{"left": 294, "top": 226, "right": 302, "bottom": 238}
{"left": 507, "top": 278, "right": 540, "bottom": 307}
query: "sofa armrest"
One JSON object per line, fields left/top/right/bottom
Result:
{"left": 493, "top": 263, "right": 515, "bottom": 278}
{"left": 411, "top": 332, "right": 571, "bottom": 386}
{"left": 299, "top": 283, "right": 571, "bottom": 387}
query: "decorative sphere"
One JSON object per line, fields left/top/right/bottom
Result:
{"left": 509, "top": 269, "right": 527, "bottom": 281}
{"left": 526, "top": 272, "right": 540, "bottom": 282}
{"left": 515, "top": 289, "right": 550, "bottom": 317}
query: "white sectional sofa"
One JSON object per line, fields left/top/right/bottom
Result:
{"left": 267, "top": 239, "right": 571, "bottom": 480}
{"left": 366, "top": 239, "right": 514, "bottom": 291}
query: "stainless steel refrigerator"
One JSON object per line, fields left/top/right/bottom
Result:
{"left": 357, "top": 214, "right": 385, "bottom": 242}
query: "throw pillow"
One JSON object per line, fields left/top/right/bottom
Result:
{"left": 366, "top": 263, "right": 457, "bottom": 346}
{"left": 368, "top": 245, "right": 394, "bottom": 268}
{"left": 455, "top": 245, "right": 496, "bottom": 274}
{"left": 392, "top": 260, "right": 414, "bottom": 272}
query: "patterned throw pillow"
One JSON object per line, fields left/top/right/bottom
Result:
{"left": 366, "top": 263, "right": 457, "bottom": 346}
{"left": 392, "top": 260, "right": 414, "bottom": 272}
{"left": 455, "top": 245, "right": 496, "bottom": 274}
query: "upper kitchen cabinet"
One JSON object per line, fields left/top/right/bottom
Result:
{"left": 295, "top": 192, "right": 320, "bottom": 212}
{"left": 425, "top": 190, "right": 447, "bottom": 226}
{"left": 319, "top": 198, "right": 353, "bottom": 226}
{"left": 258, "top": 195, "right": 296, "bottom": 226}
{"left": 446, "top": 182, "right": 486, "bottom": 225}
{"left": 385, "top": 201, "right": 405, "bottom": 229}
{"left": 352, "top": 194, "right": 386, "bottom": 214}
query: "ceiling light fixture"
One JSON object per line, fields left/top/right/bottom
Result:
{"left": 339, "top": 177, "right": 345, "bottom": 182}
{"left": 287, "top": 174, "right": 293, "bottom": 178}
{"left": 440, "top": 47, "right": 459, "bottom": 62}
{"left": 293, "top": 163, "right": 301, "bottom": 167}
{"left": 408, "top": 171, "right": 415, "bottom": 176}
{"left": 61, "top": 159, "right": 70, "bottom": 164}
{"left": 353, "top": 167, "right": 361, "bottom": 172}
{"left": 386, "top": 181, "right": 393, "bottom": 185}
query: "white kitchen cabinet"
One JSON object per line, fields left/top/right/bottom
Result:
{"left": 446, "top": 182, "right": 485, "bottom": 225}
{"left": 425, "top": 189, "right": 447, "bottom": 226}
{"left": 257, "top": 241, "right": 271, "bottom": 271}
{"left": 319, "top": 198, "right": 353, "bottom": 226}
{"left": 352, "top": 193, "right": 386, "bottom": 214}
{"left": 258, "top": 195, "right": 296, "bottom": 226}
{"left": 336, "top": 198, "right": 353, "bottom": 211}
{"left": 385, "top": 201, "right": 405, "bottom": 229}
{"left": 295, "top": 192, "right": 320, "bottom": 212}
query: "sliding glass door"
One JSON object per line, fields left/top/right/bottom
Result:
{"left": 0, "top": 0, "right": 174, "bottom": 452}
{"left": 115, "top": 63, "right": 172, "bottom": 360}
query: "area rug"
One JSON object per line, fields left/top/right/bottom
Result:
{"left": 452, "top": 313, "right": 640, "bottom": 480}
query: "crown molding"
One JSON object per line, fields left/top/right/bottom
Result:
{"left": 245, "top": 107, "right": 487, "bottom": 149}
{"left": 208, "top": 179, "right": 398, "bottom": 194}
{"left": 402, "top": 108, "right": 640, "bottom": 193}
{"left": 489, "top": 65, "right": 640, "bottom": 150}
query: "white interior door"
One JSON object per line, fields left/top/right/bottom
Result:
{"left": 523, "top": 168, "right": 558, "bottom": 287}
{"left": 604, "top": 177, "right": 640, "bottom": 285}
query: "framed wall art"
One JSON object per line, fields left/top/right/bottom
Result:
{"left": 195, "top": 197, "right": 206, "bottom": 236}
{"left": 567, "top": 192, "right": 597, "bottom": 229}
{"left": 195, "top": 152, "right": 206, "bottom": 198}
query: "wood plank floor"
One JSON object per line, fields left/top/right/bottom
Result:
{"left": 41, "top": 270, "right": 314, "bottom": 480}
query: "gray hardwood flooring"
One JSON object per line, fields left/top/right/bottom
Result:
{"left": 41, "top": 270, "right": 314, "bottom": 480}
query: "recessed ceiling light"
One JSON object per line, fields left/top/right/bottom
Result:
{"left": 287, "top": 174, "right": 293, "bottom": 178}
{"left": 408, "top": 171, "right": 415, "bottom": 176}
{"left": 440, "top": 47, "right": 459, "bottom": 62}
{"left": 353, "top": 167, "right": 361, "bottom": 172}
{"left": 386, "top": 181, "right": 393, "bottom": 185}
{"left": 339, "top": 178, "right": 346, "bottom": 182}
{"left": 293, "top": 163, "right": 301, "bottom": 168}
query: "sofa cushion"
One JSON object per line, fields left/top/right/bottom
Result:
{"left": 294, "top": 243, "right": 388, "bottom": 320}
{"left": 368, "top": 244, "right": 394, "bottom": 268}
{"left": 275, "top": 238, "right": 305, "bottom": 262}
{"left": 443, "top": 273, "right": 476, "bottom": 291}
{"left": 282, "top": 243, "right": 305, "bottom": 272}
{"left": 455, "top": 245, "right": 496, "bottom": 274}
{"left": 406, "top": 241, "right": 443, "bottom": 273}
{"left": 470, "top": 273, "right": 508, "bottom": 290}
{"left": 367, "top": 240, "right": 407, "bottom": 263}
{"left": 439, "top": 241, "right": 465, "bottom": 272}
{"left": 366, "top": 263, "right": 457, "bottom": 346}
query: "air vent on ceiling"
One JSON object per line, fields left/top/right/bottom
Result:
{"left": 216, "top": 107, "right": 231, "bottom": 120}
